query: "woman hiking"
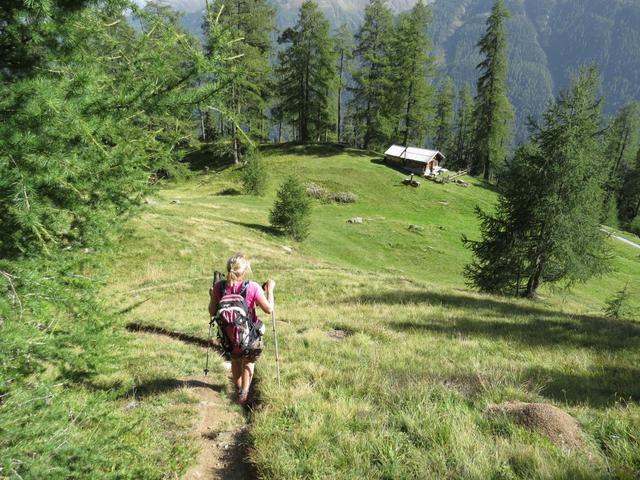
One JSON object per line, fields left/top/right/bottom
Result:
{"left": 209, "top": 253, "right": 275, "bottom": 405}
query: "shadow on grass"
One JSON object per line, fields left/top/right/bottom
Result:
{"left": 182, "top": 146, "right": 234, "bottom": 172}
{"left": 261, "top": 142, "right": 378, "bottom": 159}
{"left": 525, "top": 365, "right": 640, "bottom": 408}
{"left": 125, "top": 322, "right": 224, "bottom": 353}
{"left": 226, "top": 220, "right": 280, "bottom": 236}
{"left": 117, "top": 298, "right": 150, "bottom": 315}
{"left": 126, "top": 378, "right": 225, "bottom": 399}
{"left": 350, "top": 290, "right": 640, "bottom": 351}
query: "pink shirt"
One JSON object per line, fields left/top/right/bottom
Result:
{"left": 212, "top": 280, "right": 265, "bottom": 322}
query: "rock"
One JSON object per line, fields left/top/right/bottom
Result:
{"left": 170, "top": 199, "right": 181, "bottom": 204}
{"left": 408, "top": 224, "right": 424, "bottom": 233}
{"left": 143, "top": 197, "right": 156, "bottom": 205}
{"left": 327, "top": 329, "right": 351, "bottom": 340}
{"left": 438, "top": 201, "right": 449, "bottom": 206}
{"left": 347, "top": 217, "right": 363, "bottom": 224}
{"left": 123, "top": 400, "right": 139, "bottom": 411}
{"left": 282, "top": 246, "right": 293, "bottom": 253}
{"left": 486, "top": 401, "right": 583, "bottom": 448}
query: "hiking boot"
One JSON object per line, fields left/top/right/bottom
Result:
{"left": 238, "top": 390, "right": 249, "bottom": 405}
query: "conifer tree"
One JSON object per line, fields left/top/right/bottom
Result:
{"left": 270, "top": 176, "right": 312, "bottom": 241}
{"left": 451, "top": 83, "right": 475, "bottom": 171}
{"left": 334, "top": 24, "right": 354, "bottom": 142}
{"left": 388, "top": 0, "right": 436, "bottom": 147}
{"left": 603, "top": 102, "right": 640, "bottom": 223}
{"left": 471, "top": 0, "right": 514, "bottom": 181}
{"left": 0, "top": 2, "right": 229, "bottom": 257}
{"left": 434, "top": 78, "right": 456, "bottom": 156}
{"left": 464, "top": 67, "right": 609, "bottom": 298}
{"left": 276, "top": 0, "right": 336, "bottom": 143}
{"left": 620, "top": 150, "right": 640, "bottom": 223}
{"left": 350, "top": 0, "right": 394, "bottom": 150}
{"left": 207, "top": 0, "right": 275, "bottom": 163}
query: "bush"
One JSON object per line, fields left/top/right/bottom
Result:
{"left": 240, "top": 151, "right": 267, "bottom": 196}
{"left": 332, "top": 191, "right": 358, "bottom": 203}
{"left": 604, "top": 285, "right": 635, "bottom": 320}
{"left": 628, "top": 217, "right": 640, "bottom": 237}
{"left": 270, "top": 176, "right": 311, "bottom": 241}
{"left": 304, "top": 182, "right": 357, "bottom": 204}
{"left": 305, "top": 182, "right": 329, "bottom": 201}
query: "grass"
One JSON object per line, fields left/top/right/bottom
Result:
{"left": 4, "top": 143, "right": 637, "bottom": 478}
{"left": 105, "top": 143, "right": 639, "bottom": 478}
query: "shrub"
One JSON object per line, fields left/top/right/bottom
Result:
{"left": 604, "top": 285, "right": 635, "bottom": 320}
{"left": 628, "top": 217, "right": 640, "bottom": 237}
{"left": 332, "top": 191, "right": 358, "bottom": 203}
{"left": 305, "top": 182, "right": 329, "bottom": 201}
{"left": 270, "top": 176, "right": 311, "bottom": 241}
{"left": 240, "top": 151, "right": 267, "bottom": 196}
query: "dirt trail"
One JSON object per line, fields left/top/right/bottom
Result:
{"left": 124, "top": 323, "right": 256, "bottom": 479}
{"left": 182, "top": 374, "right": 256, "bottom": 480}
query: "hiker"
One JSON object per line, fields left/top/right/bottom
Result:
{"left": 209, "top": 253, "right": 275, "bottom": 405}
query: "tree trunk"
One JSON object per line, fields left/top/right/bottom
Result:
{"left": 402, "top": 81, "right": 414, "bottom": 147}
{"left": 525, "top": 255, "right": 544, "bottom": 298}
{"left": 337, "top": 50, "right": 344, "bottom": 141}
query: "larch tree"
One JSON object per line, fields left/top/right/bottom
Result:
{"left": 603, "top": 102, "right": 640, "bottom": 224}
{"left": 208, "top": 0, "right": 275, "bottom": 163}
{"left": 350, "top": 0, "right": 394, "bottom": 150}
{"left": 388, "top": 0, "right": 436, "bottom": 147}
{"left": 471, "top": 0, "right": 514, "bottom": 181}
{"left": 433, "top": 78, "right": 456, "bottom": 156}
{"left": 451, "top": 82, "right": 475, "bottom": 171}
{"left": 464, "top": 67, "right": 609, "bottom": 298}
{"left": 334, "top": 23, "right": 354, "bottom": 142}
{"left": 276, "top": 0, "right": 336, "bottom": 143}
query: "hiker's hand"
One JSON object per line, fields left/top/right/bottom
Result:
{"left": 264, "top": 279, "right": 276, "bottom": 291}
{"left": 209, "top": 286, "right": 215, "bottom": 298}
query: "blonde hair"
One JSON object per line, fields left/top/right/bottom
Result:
{"left": 226, "top": 253, "right": 251, "bottom": 283}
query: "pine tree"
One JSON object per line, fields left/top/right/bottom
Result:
{"left": 464, "top": 67, "right": 609, "bottom": 298}
{"left": 434, "top": 78, "right": 456, "bottom": 156}
{"left": 603, "top": 102, "right": 640, "bottom": 223}
{"left": 451, "top": 83, "right": 475, "bottom": 171}
{"left": 270, "top": 176, "right": 312, "bottom": 241}
{"left": 334, "top": 24, "right": 354, "bottom": 142}
{"left": 206, "top": 0, "right": 275, "bottom": 163}
{"left": 276, "top": 0, "right": 336, "bottom": 143}
{"left": 240, "top": 149, "right": 268, "bottom": 196}
{"left": 350, "top": 0, "right": 394, "bottom": 150}
{"left": 388, "top": 0, "right": 436, "bottom": 147}
{"left": 604, "top": 284, "right": 635, "bottom": 320}
{"left": 471, "top": 0, "right": 514, "bottom": 181}
{"left": 620, "top": 150, "right": 640, "bottom": 224}
{"left": 0, "top": 2, "right": 229, "bottom": 257}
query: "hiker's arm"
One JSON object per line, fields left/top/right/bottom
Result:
{"left": 257, "top": 279, "right": 275, "bottom": 314}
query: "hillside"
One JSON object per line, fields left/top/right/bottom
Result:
{"left": 104, "top": 144, "right": 639, "bottom": 478}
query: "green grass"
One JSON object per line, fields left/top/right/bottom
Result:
{"left": 103, "top": 143, "right": 639, "bottom": 479}
{"left": 5, "top": 143, "right": 637, "bottom": 478}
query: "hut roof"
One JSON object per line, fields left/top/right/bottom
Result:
{"left": 384, "top": 145, "right": 445, "bottom": 163}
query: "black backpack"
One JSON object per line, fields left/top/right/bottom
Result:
{"left": 214, "top": 281, "right": 263, "bottom": 355}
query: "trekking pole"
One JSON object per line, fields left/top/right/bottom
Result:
{"left": 271, "top": 291, "right": 281, "bottom": 387}
{"left": 203, "top": 319, "right": 214, "bottom": 376}
{"left": 204, "top": 271, "right": 222, "bottom": 376}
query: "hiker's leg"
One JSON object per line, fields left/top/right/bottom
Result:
{"left": 231, "top": 356, "right": 243, "bottom": 391}
{"left": 241, "top": 359, "right": 255, "bottom": 393}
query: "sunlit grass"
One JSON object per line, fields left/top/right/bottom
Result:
{"left": 101, "top": 144, "right": 640, "bottom": 478}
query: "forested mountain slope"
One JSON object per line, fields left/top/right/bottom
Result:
{"left": 169, "top": 0, "right": 640, "bottom": 141}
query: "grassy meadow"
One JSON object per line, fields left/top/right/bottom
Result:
{"left": 4, "top": 143, "right": 631, "bottom": 478}
{"left": 96, "top": 143, "right": 640, "bottom": 479}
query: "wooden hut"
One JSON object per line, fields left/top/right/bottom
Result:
{"left": 384, "top": 145, "right": 446, "bottom": 176}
